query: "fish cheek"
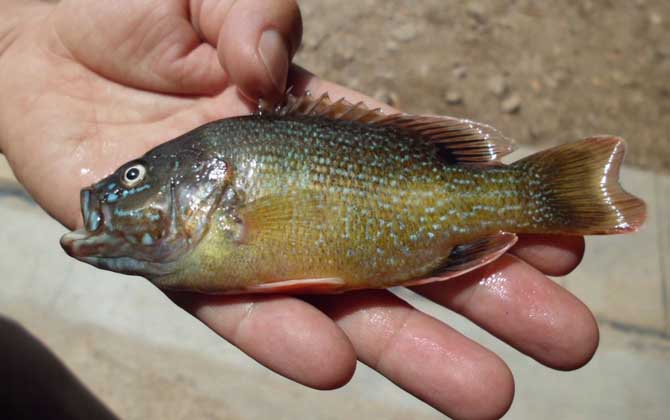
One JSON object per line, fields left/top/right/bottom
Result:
{"left": 220, "top": 212, "right": 246, "bottom": 245}
{"left": 112, "top": 212, "right": 164, "bottom": 246}
{"left": 175, "top": 172, "right": 237, "bottom": 244}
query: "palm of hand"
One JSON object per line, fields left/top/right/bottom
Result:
{"left": 0, "top": 0, "right": 262, "bottom": 227}
{"left": 0, "top": 1, "right": 598, "bottom": 419}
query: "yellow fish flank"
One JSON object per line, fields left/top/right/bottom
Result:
{"left": 61, "top": 94, "right": 646, "bottom": 294}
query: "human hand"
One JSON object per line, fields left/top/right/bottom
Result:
{"left": 0, "top": 0, "right": 302, "bottom": 227}
{"left": 0, "top": 1, "right": 597, "bottom": 419}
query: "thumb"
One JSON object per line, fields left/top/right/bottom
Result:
{"left": 193, "top": 0, "right": 302, "bottom": 102}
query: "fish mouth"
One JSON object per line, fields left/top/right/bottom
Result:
{"left": 61, "top": 186, "right": 172, "bottom": 259}
{"left": 60, "top": 228, "right": 125, "bottom": 258}
{"left": 61, "top": 181, "right": 219, "bottom": 278}
{"left": 60, "top": 229, "right": 176, "bottom": 277}
{"left": 60, "top": 188, "right": 175, "bottom": 276}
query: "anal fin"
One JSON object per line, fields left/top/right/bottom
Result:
{"left": 403, "top": 232, "right": 517, "bottom": 287}
{"left": 240, "top": 277, "right": 346, "bottom": 294}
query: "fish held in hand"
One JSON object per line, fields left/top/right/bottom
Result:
{"left": 60, "top": 93, "right": 646, "bottom": 294}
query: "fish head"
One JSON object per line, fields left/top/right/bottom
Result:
{"left": 61, "top": 147, "right": 230, "bottom": 278}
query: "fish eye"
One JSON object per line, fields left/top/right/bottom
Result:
{"left": 122, "top": 163, "right": 146, "bottom": 187}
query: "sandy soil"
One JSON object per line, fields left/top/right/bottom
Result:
{"left": 295, "top": 0, "right": 670, "bottom": 172}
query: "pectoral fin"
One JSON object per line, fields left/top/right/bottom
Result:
{"left": 236, "top": 192, "right": 331, "bottom": 245}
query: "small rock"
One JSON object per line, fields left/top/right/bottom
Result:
{"left": 385, "top": 40, "right": 399, "bottom": 52}
{"left": 527, "top": 125, "right": 541, "bottom": 140}
{"left": 629, "top": 91, "right": 645, "bottom": 105}
{"left": 374, "top": 89, "right": 399, "bottom": 107}
{"left": 655, "top": 44, "right": 670, "bottom": 59}
{"left": 392, "top": 23, "right": 417, "bottom": 42}
{"left": 379, "top": 69, "right": 395, "bottom": 80}
{"left": 529, "top": 79, "right": 542, "bottom": 93}
{"left": 649, "top": 11, "right": 663, "bottom": 25}
{"left": 548, "top": 69, "right": 570, "bottom": 88}
{"left": 418, "top": 63, "right": 431, "bottom": 77}
{"left": 501, "top": 94, "right": 522, "bottom": 113}
{"left": 332, "top": 46, "right": 354, "bottom": 68}
{"left": 302, "top": 33, "right": 326, "bottom": 50}
{"left": 487, "top": 75, "right": 507, "bottom": 97}
{"left": 611, "top": 70, "right": 634, "bottom": 87}
{"left": 579, "top": 0, "right": 595, "bottom": 15}
{"left": 466, "top": 2, "right": 487, "bottom": 23}
{"left": 452, "top": 65, "right": 468, "bottom": 79}
{"left": 445, "top": 90, "right": 464, "bottom": 105}
{"left": 338, "top": 46, "right": 354, "bottom": 61}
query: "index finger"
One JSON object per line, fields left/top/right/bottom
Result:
{"left": 170, "top": 292, "right": 356, "bottom": 390}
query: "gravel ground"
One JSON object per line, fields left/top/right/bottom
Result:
{"left": 295, "top": 0, "right": 670, "bottom": 172}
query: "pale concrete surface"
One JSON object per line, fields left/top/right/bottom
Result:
{"left": 1, "top": 153, "right": 669, "bottom": 419}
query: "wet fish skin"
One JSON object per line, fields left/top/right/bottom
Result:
{"left": 61, "top": 94, "right": 646, "bottom": 294}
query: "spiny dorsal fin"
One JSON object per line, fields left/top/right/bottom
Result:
{"left": 258, "top": 92, "right": 516, "bottom": 164}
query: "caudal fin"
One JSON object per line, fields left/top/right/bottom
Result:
{"left": 512, "top": 136, "right": 646, "bottom": 235}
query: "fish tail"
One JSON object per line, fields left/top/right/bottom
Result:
{"left": 512, "top": 136, "right": 646, "bottom": 234}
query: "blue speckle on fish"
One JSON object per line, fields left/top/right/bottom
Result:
{"left": 89, "top": 211, "right": 101, "bottom": 231}
{"left": 142, "top": 232, "right": 154, "bottom": 245}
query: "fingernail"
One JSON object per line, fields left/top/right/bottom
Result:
{"left": 258, "top": 29, "right": 288, "bottom": 94}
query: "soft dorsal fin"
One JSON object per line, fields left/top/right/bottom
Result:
{"left": 402, "top": 232, "right": 517, "bottom": 287}
{"left": 258, "top": 92, "right": 516, "bottom": 164}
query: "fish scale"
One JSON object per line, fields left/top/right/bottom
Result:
{"left": 173, "top": 117, "right": 556, "bottom": 290}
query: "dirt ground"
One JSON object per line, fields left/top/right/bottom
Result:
{"left": 295, "top": 0, "right": 670, "bottom": 172}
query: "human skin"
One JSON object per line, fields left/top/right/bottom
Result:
{"left": 0, "top": 1, "right": 597, "bottom": 419}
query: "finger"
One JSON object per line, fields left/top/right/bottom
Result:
{"left": 413, "top": 254, "right": 599, "bottom": 371}
{"left": 312, "top": 291, "right": 514, "bottom": 420}
{"left": 208, "top": 0, "right": 302, "bottom": 102}
{"left": 172, "top": 292, "right": 356, "bottom": 390}
{"left": 510, "top": 234, "right": 585, "bottom": 276}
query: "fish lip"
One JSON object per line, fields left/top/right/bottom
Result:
{"left": 81, "top": 189, "right": 90, "bottom": 223}
{"left": 60, "top": 229, "right": 93, "bottom": 258}
{"left": 60, "top": 229, "right": 88, "bottom": 257}
{"left": 60, "top": 228, "right": 124, "bottom": 258}
{"left": 60, "top": 231, "right": 175, "bottom": 277}
{"left": 81, "top": 187, "right": 105, "bottom": 233}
